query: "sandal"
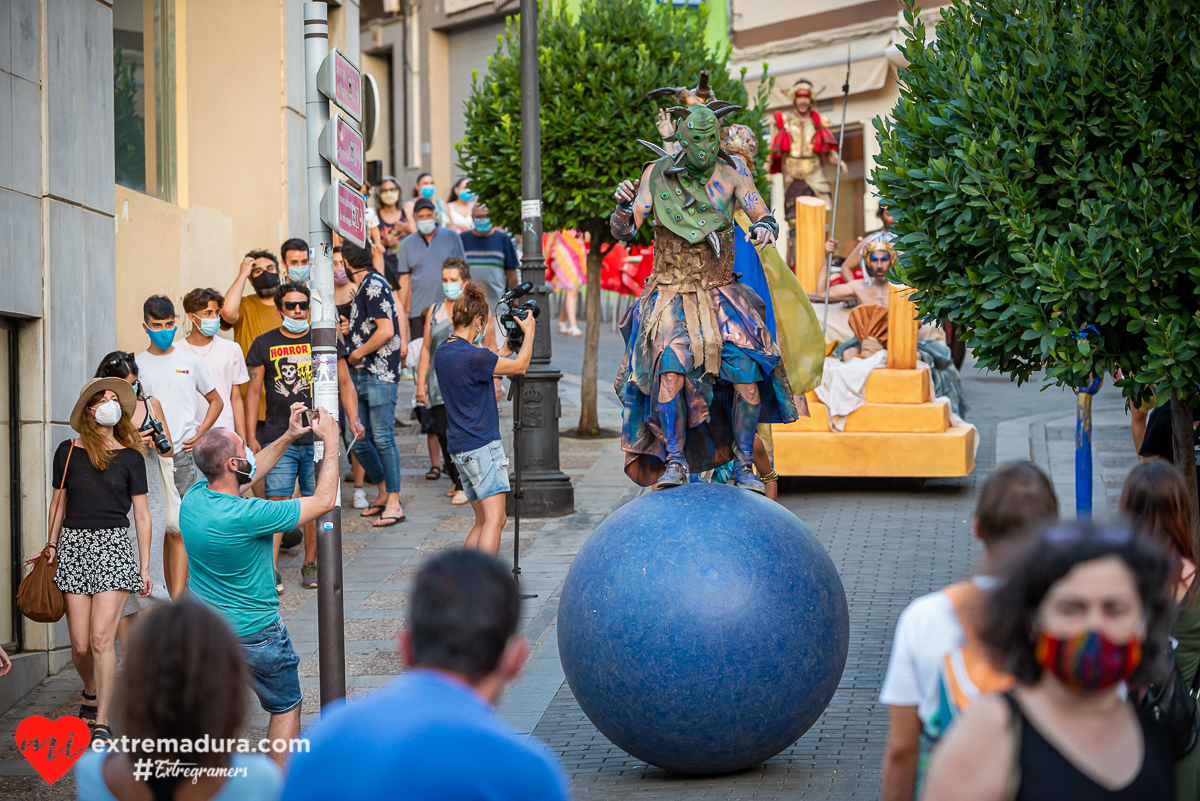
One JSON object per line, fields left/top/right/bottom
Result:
{"left": 567, "top": 326, "right": 584, "bottom": 337}
{"left": 425, "top": 466, "right": 442, "bottom": 481}
{"left": 80, "top": 692, "right": 97, "bottom": 722}
{"left": 90, "top": 723, "right": 113, "bottom": 743}
{"left": 451, "top": 490, "right": 469, "bottom": 506}
{"left": 360, "top": 504, "right": 386, "bottom": 518}
{"left": 446, "top": 487, "right": 456, "bottom": 497}
{"left": 373, "top": 515, "right": 406, "bottom": 528}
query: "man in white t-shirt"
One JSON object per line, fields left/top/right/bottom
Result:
{"left": 878, "top": 461, "right": 1058, "bottom": 801}
{"left": 176, "top": 288, "right": 251, "bottom": 445}
{"left": 137, "top": 295, "right": 223, "bottom": 599}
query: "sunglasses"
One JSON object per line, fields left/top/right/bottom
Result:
{"left": 106, "top": 351, "right": 134, "bottom": 367}
{"left": 283, "top": 301, "right": 310, "bottom": 311}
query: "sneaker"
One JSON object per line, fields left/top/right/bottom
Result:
{"left": 302, "top": 562, "right": 318, "bottom": 590}
{"left": 400, "top": 368, "right": 413, "bottom": 381}
{"left": 352, "top": 488, "right": 368, "bottom": 509}
{"left": 275, "top": 570, "right": 284, "bottom": 594}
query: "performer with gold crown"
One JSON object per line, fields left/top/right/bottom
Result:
{"left": 611, "top": 74, "right": 800, "bottom": 494}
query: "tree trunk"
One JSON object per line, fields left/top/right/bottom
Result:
{"left": 1171, "top": 391, "right": 1200, "bottom": 559}
{"left": 577, "top": 236, "right": 605, "bottom": 436}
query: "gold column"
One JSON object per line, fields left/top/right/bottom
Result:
{"left": 794, "top": 196, "right": 826, "bottom": 295}
{"left": 887, "top": 283, "right": 919, "bottom": 369}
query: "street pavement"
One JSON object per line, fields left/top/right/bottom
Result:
{"left": 0, "top": 322, "right": 1139, "bottom": 800}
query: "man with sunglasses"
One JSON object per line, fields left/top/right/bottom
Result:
{"left": 244, "top": 282, "right": 363, "bottom": 590}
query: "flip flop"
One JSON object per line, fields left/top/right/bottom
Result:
{"left": 372, "top": 515, "right": 406, "bottom": 528}
{"left": 360, "top": 504, "right": 386, "bottom": 518}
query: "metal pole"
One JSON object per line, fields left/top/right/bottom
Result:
{"left": 303, "top": 2, "right": 346, "bottom": 706}
{"left": 1075, "top": 376, "right": 1101, "bottom": 518}
{"left": 510, "top": 0, "right": 574, "bottom": 517}
{"left": 821, "top": 42, "right": 852, "bottom": 336}
{"left": 510, "top": 373, "right": 535, "bottom": 599}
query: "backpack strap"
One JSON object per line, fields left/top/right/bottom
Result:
{"left": 942, "top": 581, "right": 1014, "bottom": 696}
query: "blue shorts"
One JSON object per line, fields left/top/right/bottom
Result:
{"left": 238, "top": 618, "right": 302, "bottom": 714}
{"left": 451, "top": 440, "right": 511, "bottom": 502}
{"left": 264, "top": 443, "right": 316, "bottom": 498}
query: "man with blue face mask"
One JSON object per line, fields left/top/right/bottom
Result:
{"left": 137, "top": 294, "right": 225, "bottom": 597}
{"left": 176, "top": 288, "right": 251, "bottom": 449}
{"left": 244, "top": 282, "right": 364, "bottom": 591}
{"left": 281, "top": 238, "right": 311, "bottom": 284}
{"left": 460, "top": 202, "right": 521, "bottom": 314}
{"left": 398, "top": 197, "right": 466, "bottom": 342}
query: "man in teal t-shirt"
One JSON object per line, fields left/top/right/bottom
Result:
{"left": 181, "top": 403, "right": 339, "bottom": 766}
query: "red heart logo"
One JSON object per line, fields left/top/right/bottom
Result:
{"left": 15, "top": 716, "right": 91, "bottom": 784}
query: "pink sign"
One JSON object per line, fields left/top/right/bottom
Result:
{"left": 335, "top": 116, "right": 364, "bottom": 185}
{"left": 333, "top": 51, "right": 362, "bottom": 121}
{"left": 335, "top": 181, "right": 367, "bottom": 247}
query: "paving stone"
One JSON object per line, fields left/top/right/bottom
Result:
{"left": 344, "top": 618, "right": 404, "bottom": 641}
{"left": 359, "top": 590, "right": 409, "bottom": 611}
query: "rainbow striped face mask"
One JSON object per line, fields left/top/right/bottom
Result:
{"left": 1035, "top": 629, "right": 1142, "bottom": 692}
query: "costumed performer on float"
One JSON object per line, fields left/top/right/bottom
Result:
{"left": 611, "top": 74, "right": 800, "bottom": 495}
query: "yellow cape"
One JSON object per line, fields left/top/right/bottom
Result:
{"left": 735, "top": 212, "right": 825, "bottom": 394}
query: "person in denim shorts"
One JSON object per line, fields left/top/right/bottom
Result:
{"left": 180, "top": 405, "right": 341, "bottom": 767}
{"left": 433, "top": 282, "right": 535, "bottom": 556}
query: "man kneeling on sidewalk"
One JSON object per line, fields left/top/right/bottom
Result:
{"left": 180, "top": 404, "right": 340, "bottom": 768}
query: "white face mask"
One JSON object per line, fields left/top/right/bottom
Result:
{"left": 93, "top": 399, "right": 122, "bottom": 427}
{"left": 416, "top": 219, "right": 437, "bottom": 236}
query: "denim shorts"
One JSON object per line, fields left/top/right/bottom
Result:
{"left": 264, "top": 443, "right": 316, "bottom": 497}
{"left": 238, "top": 618, "right": 302, "bottom": 714}
{"left": 451, "top": 440, "right": 511, "bottom": 502}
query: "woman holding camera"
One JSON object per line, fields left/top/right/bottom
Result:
{"left": 96, "top": 352, "right": 172, "bottom": 621}
{"left": 433, "top": 282, "right": 535, "bottom": 556}
{"left": 31, "top": 377, "right": 153, "bottom": 742}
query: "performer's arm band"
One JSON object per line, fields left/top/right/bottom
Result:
{"left": 611, "top": 201, "right": 637, "bottom": 242}
{"left": 748, "top": 215, "right": 779, "bottom": 240}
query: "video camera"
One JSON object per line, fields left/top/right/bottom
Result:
{"left": 496, "top": 282, "right": 540, "bottom": 351}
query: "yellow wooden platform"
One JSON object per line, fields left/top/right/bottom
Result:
{"left": 772, "top": 203, "right": 976, "bottom": 479}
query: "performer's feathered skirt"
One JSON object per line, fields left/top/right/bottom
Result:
{"left": 616, "top": 280, "right": 799, "bottom": 487}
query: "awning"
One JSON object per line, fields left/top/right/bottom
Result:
{"left": 744, "top": 55, "right": 891, "bottom": 110}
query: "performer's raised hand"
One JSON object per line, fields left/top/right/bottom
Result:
{"left": 655, "top": 108, "right": 674, "bottom": 139}
{"left": 749, "top": 225, "right": 776, "bottom": 248}
{"left": 614, "top": 179, "right": 640, "bottom": 206}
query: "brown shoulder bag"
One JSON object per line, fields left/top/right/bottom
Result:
{"left": 17, "top": 444, "right": 72, "bottom": 623}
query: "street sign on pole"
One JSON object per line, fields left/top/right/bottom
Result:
{"left": 319, "top": 179, "right": 368, "bottom": 249}
{"left": 318, "top": 114, "right": 364, "bottom": 186}
{"left": 316, "top": 47, "right": 362, "bottom": 122}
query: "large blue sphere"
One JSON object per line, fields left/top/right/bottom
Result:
{"left": 558, "top": 483, "right": 849, "bottom": 775}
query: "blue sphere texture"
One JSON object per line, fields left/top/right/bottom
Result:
{"left": 558, "top": 483, "right": 849, "bottom": 775}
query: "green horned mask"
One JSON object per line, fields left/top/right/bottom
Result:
{"left": 680, "top": 105, "right": 721, "bottom": 182}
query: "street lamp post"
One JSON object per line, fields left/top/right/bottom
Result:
{"left": 513, "top": 0, "right": 574, "bottom": 518}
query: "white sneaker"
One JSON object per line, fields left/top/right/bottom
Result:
{"left": 352, "top": 488, "right": 368, "bottom": 509}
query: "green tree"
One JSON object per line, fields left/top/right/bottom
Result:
{"left": 875, "top": 0, "right": 1200, "bottom": 534}
{"left": 114, "top": 46, "right": 146, "bottom": 192}
{"left": 457, "top": 0, "right": 770, "bottom": 436}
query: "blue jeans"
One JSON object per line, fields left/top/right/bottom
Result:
{"left": 238, "top": 619, "right": 302, "bottom": 714}
{"left": 350, "top": 370, "right": 402, "bottom": 493}
{"left": 263, "top": 443, "right": 316, "bottom": 497}
{"left": 451, "top": 439, "right": 511, "bottom": 502}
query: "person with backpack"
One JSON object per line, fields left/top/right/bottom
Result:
{"left": 879, "top": 461, "right": 1059, "bottom": 801}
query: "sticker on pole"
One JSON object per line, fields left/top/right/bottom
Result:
{"left": 317, "top": 48, "right": 362, "bottom": 122}
{"left": 312, "top": 350, "right": 340, "bottom": 415}
{"left": 319, "top": 115, "right": 364, "bottom": 186}
{"left": 319, "top": 179, "right": 367, "bottom": 248}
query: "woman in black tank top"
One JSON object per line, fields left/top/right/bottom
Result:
{"left": 921, "top": 520, "right": 1177, "bottom": 801}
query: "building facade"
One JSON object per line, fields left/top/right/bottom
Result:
{"left": 0, "top": 0, "right": 361, "bottom": 715}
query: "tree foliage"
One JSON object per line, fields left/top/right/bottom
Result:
{"left": 874, "top": 0, "right": 1200, "bottom": 407}
{"left": 458, "top": 0, "right": 771, "bottom": 241}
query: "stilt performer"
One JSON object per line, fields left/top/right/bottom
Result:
{"left": 612, "top": 73, "right": 799, "bottom": 494}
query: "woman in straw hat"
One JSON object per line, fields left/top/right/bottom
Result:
{"left": 35, "top": 377, "right": 153, "bottom": 742}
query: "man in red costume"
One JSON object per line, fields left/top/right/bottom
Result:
{"left": 772, "top": 79, "right": 849, "bottom": 242}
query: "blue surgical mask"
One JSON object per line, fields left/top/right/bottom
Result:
{"left": 192, "top": 316, "right": 221, "bottom": 337}
{"left": 460, "top": 190, "right": 476, "bottom": 202}
{"left": 235, "top": 447, "right": 257, "bottom": 482}
{"left": 289, "top": 264, "right": 311, "bottom": 283}
{"left": 416, "top": 220, "right": 437, "bottom": 236}
{"left": 444, "top": 282, "right": 463, "bottom": 300}
{"left": 473, "top": 218, "right": 493, "bottom": 234}
{"left": 473, "top": 324, "right": 485, "bottom": 346}
{"left": 282, "top": 315, "right": 310, "bottom": 334}
{"left": 146, "top": 326, "right": 176, "bottom": 350}
{"left": 420, "top": 185, "right": 436, "bottom": 199}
